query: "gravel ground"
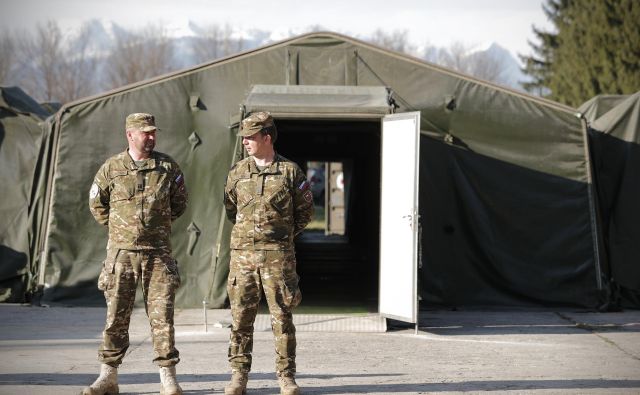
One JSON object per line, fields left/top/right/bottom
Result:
{"left": 0, "top": 305, "right": 638, "bottom": 394}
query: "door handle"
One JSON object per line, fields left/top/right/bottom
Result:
{"left": 402, "top": 213, "right": 420, "bottom": 229}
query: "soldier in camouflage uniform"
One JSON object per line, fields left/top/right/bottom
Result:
{"left": 223, "top": 112, "right": 314, "bottom": 395}
{"left": 82, "top": 113, "right": 188, "bottom": 395}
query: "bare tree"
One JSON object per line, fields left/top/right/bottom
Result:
{"left": 191, "top": 24, "right": 244, "bottom": 64}
{"left": 105, "top": 24, "right": 175, "bottom": 89}
{"left": 368, "top": 29, "right": 416, "bottom": 54}
{"left": 0, "top": 29, "right": 17, "bottom": 85}
{"left": 55, "top": 23, "right": 98, "bottom": 103}
{"left": 19, "top": 21, "right": 64, "bottom": 102}
{"left": 467, "top": 50, "right": 507, "bottom": 83}
{"left": 424, "top": 41, "right": 509, "bottom": 85}
{"left": 443, "top": 42, "right": 470, "bottom": 74}
{"left": 13, "top": 20, "right": 98, "bottom": 103}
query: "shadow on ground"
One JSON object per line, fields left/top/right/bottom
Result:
{"left": 2, "top": 373, "right": 639, "bottom": 394}
{"left": 400, "top": 310, "right": 640, "bottom": 336}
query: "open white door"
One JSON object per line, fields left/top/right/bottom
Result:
{"left": 379, "top": 112, "right": 420, "bottom": 323}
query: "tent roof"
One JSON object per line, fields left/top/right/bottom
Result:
{"left": 243, "top": 84, "right": 393, "bottom": 118}
{"left": 57, "top": 32, "right": 576, "bottom": 117}
{"left": 0, "top": 86, "right": 50, "bottom": 119}
{"left": 591, "top": 91, "right": 640, "bottom": 143}
{"left": 578, "top": 94, "right": 630, "bottom": 123}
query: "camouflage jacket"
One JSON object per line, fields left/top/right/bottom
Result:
{"left": 89, "top": 150, "right": 188, "bottom": 250}
{"left": 224, "top": 154, "right": 314, "bottom": 250}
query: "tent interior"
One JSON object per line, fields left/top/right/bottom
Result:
{"left": 274, "top": 119, "right": 381, "bottom": 312}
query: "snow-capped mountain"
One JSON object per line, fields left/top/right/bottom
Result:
{"left": 9, "top": 19, "right": 530, "bottom": 102}
{"left": 476, "top": 43, "right": 530, "bottom": 90}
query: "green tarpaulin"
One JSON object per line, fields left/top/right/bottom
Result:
{"left": 578, "top": 95, "right": 629, "bottom": 123}
{"left": 0, "top": 87, "right": 51, "bottom": 302}
{"left": 5, "top": 32, "right": 626, "bottom": 310}
{"left": 582, "top": 92, "right": 640, "bottom": 308}
{"left": 244, "top": 84, "right": 392, "bottom": 117}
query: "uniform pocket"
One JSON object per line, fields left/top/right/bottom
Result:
{"left": 283, "top": 273, "right": 302, "bottom": 308}
{"left": 97, "top": 250, "right": 118, "bottom": 291}
{"left": 164, "top": 258, "right": 181, "bottom": 288}
{"left": 110, "top": 173, "right": 135, "bottom": 202}
{"left": 280, "top": 251, "right": 301, "bottom": 308}
{"left": 227, "top": 251, "right": 240, "bottom": 301}
{"left": 153, "top": 177, "right": 171, "bottom": 200}
{"left": 236, "top": 179, "right": 255, "bottom": 211}
{"left": 267, "top": 179, "right": 290, "bottom": 215}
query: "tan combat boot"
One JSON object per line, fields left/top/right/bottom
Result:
{"left": 159, "top": 366, "right": 183, "bottom": 395}
{"left": 224, "top": 372, "right": 248, "bottom": 395}
{"left": 80, "top": 363, "right": 119, "bottom": 395}
{"left": 278, "top": 375, "right": 300, "bottom": 395}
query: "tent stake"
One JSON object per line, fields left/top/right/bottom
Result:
{"left": 202, "top": 300, "right": 208, "bottom": 333}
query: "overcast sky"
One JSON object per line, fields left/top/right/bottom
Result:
{"left": 1, "top": 0, "right": 553, "bottom": 57}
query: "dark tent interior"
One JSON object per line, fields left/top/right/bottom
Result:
{"left": 276, "top": 119, "right": 381, "bottom": 312}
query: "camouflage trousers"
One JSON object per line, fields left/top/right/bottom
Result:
{"left": 97, "top": 248, "right": 181, "bottom": 367}
{"left": 227, "top": 249, "right": 302, "bottom": 376}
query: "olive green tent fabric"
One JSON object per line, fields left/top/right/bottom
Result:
{"left": 244, "top": 84, "right": 392, "bottom": 116}
{"left": 592, "top": 92, "right": 640, "bottom": 142}
{"left": 0, "top": 87, "right": 50, "bottom": 302}
{"left": 418, "top": 82, "right": 600, "bottom": 308}
{"left": 30, "top": 32, "right": 604, "bottom": 309}
{"left": 586, "top": 92, "right": 640, "bottom": 307}
{"left": 578, "top": 95, "right": 629, "bottom": 123}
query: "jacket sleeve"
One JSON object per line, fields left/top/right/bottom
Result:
{"left": 89, "top": 163, "right": 111, "bottom": 226}
{"left": 223, "top": 172, "right": 238, "bottom": 224}
{"left": 170, "top": 163, "right": 188, "bottom": 221}
{"left": 292, "top": 166, "right": 314, "bottom": 236}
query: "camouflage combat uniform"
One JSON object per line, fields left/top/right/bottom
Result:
{"left": 224, "top": 153, "right": 314, "bottom": 377}
{"left": 89, "top": 149, "right": 187, "bottom": 368}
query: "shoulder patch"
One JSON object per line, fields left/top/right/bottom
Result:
{"left": 89, "top": 183, "right": 99, "bottom": 199}
{"left": 303, "top": 190, "right": 313, "bottom": 203}
{"left": 175, "top": 173, "right": 184, "bottom": 187}
{"left": 298, "top": 180, "right": 310, "bottom": 191}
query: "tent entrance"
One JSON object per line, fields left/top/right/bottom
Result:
{"left": 276, "top": 119, "right": 381, "bottom": 312}
{"left": 243, "top": 84, "right": 394, "bottom": 313}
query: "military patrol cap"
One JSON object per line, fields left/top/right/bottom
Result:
{"left": 126, "top": 113, "right": 158, "bottom": 132}
{"left": 238, "top": 111, "right": 274, "bottom": 137}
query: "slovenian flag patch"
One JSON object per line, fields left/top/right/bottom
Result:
{"left": 298, "top": 180, "right": 310, "bottom": 191}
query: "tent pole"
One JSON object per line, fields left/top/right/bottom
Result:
{"left": 37, "top": 112, "right": 64, "bottom": 288}
{"left": 578, "top": 115, "right": 604, "bottom": 291}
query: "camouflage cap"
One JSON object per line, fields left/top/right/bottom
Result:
{"left": 238, "top": 111, "right": 274, "bottom": 137}
{"left": 126, "top": 113, "right": 158, "bottom": 132}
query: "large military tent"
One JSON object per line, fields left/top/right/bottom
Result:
{"left": 0, "top": 87, "right": 51, "bottom": 302}
{"left": 23, "top": 32, "right": 613, "bottom": 313}
{"left": 580, "top": 92, "right": 640, "bottom": 308}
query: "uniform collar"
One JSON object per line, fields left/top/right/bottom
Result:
{"left": 248, "top": 153, "right": 281, "bottom": 175}
{"left": 123, "top": 149, "right": 158, "bottom": 170}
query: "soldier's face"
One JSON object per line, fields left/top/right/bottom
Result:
{"left": 127, "top": 129, "right": 156, "bottom": 154}
{"left": 242, "top": 132, "right": 270, "bottom": 157}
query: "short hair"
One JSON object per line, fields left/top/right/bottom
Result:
{"left": 260, "top": 125, "right": 278, "bottom": 144}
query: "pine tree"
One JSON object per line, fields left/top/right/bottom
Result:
{"left": 521, "top": 0, "right": 640, "bottom": 107}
